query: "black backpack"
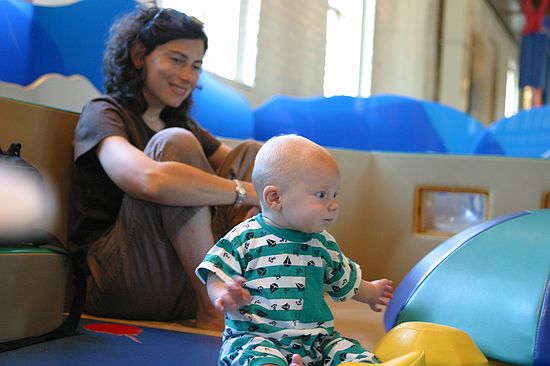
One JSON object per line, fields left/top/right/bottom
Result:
{"left": 0, "top": 142, "right": 86, "bottom": 352}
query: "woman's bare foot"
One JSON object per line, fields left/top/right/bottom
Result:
{"left": 195, "top": 306, "right": 224, "bottom": 331}
{"left": 289, "top": 354, "right": 304, "bottom": 366}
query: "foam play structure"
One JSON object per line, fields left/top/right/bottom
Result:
{"left": 254, "top": 94, "right": 485, "bottom": 154}
{"left": 385, "top": 209, "right": 550, "bottom": 365}
{"left": 473, "top": 105, "right": 550, "bottom": 158}
{"left": 189, "top": 71, "right": 255, "bottom": 139}
{"left": 373, "top": 322, "right": 487, "bottom": 366}
{"left": 0, "top": 0, "right": 135, "bottom": 91}
{"left": 2, "top": 97, "right": 550, "bottom": 365}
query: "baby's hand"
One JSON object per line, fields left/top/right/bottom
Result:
{"left": 214, "top": 276, "right": 251, "bottom": 312}
{"left": 368, "top": 279, "right": 393, "bottom": 312}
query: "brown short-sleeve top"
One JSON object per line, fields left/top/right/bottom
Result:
{"left": 68, "top": 96, "right": 220, "bottom": 262}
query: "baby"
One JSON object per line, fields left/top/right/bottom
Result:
{"left": 196, "top": 135, "right": 393, "bottom": 366}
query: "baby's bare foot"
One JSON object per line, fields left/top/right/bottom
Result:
{"left": 289, "top": 354, "right": 304, "bottom": 366}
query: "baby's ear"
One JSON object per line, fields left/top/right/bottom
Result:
{"left": 263, "top": 185, "right": 282, "bottom": 211}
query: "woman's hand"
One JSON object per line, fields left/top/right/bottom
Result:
{"left": 97, "top": 135, "right": 255, "bottom": 207}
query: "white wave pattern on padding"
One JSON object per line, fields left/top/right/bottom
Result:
{"left": 0, "top": 73, "right": 100, "bottom": 113}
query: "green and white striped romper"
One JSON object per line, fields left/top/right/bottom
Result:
{"left": 196, "top": 214, "right": 379, "bottom": 366}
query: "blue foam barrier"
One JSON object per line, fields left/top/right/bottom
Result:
{"left": 0, "top": 0, "right": 135, "bottom": 91}
{"left": 190, "top": 71, "right": 254, "bottom": 139}
{"left": 254, "top": 94, "right": 485, "bottom": 154}
{"left": 473, "top": 106, "right": 550, "bottom": 158}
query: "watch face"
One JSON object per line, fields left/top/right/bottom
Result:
{"left": 233, "top": 180, "right": 246, "bottom": 206}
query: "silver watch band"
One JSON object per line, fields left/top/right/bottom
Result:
{"left": 232, "top": 179, "right": 246, "bottom": 207}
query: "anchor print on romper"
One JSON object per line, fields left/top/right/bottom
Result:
{"left": 248, "top": 324, "right": 259, "bottom": 332}
{"left": 339, "top": 352, "right": 350, "bottom": 362}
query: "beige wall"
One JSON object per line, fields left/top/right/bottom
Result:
{"left": 438, "top": 0, "right": 518, "bottom": 124}
{"left": 330, "top": 150, "right": 550, "bottom": 284}
{"left": 371, "top": 0, "right": 441, "bottom": 101}
{"left": 252, "top": 0, "right": 328, "bottom": 106}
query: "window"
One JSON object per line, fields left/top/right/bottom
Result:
{"left": 160, "top": 0, "right": 260, "bottom": 86}
{"left": 324, "top": 0, "right": 376, "bottom": 97}
{"left": 415, "top": 186, "right": 489, "bottom": 236}
{"left": 504, "top": 60, "right": 519, "bottom": 118}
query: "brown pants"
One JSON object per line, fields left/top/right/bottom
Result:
{"left": 85, "top": 128, "right": 260, "bottom": 321}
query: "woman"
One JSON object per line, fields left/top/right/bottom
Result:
{"left": 68, "top": 6, "right": 259, "bottom": 330}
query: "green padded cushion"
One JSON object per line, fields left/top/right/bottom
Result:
{"left": 0, "top": 244, "right": 61, "bottom": 254}
{"left": 398, "top": 210, "right": 550, "bottom": 365}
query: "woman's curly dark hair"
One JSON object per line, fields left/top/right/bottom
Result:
{"left": 103, "top": 6, "right": 208, "bottom": 126}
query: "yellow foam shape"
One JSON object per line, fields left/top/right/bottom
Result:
{"left": 373, "top": 322, "right": 488, "bottom": 366}
{"left": 340, "top": 350, "right": 426, "bottom": 366}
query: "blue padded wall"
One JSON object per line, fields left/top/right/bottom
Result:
{"left": 254, "top": 94, "right": 485, "bottom": 154}
{"left": 0, "top": 0, "right": 136, "bottom": 91}
{"left": 190, "top": 71, "right": 254, "bottom": 139}
{"left": 473, "top": 106, "right": 550, "bottom": 157}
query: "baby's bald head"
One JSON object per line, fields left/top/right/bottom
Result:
{"left": 252, "top": 135, "right": 337, "bottom": 206}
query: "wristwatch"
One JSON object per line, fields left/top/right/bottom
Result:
{"left": 232, "top": 179, "right": 247, "bottom": 207}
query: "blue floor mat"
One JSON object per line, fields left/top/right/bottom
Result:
{"left": 0, "top": 318, "right": 221, "bottom": 365}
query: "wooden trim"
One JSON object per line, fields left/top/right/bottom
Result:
{"left": 542, "top": 192, "right": 550, "bottom": 209}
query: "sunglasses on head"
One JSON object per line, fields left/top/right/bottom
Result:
{"left": 147, "top": 8, "right": 204, "bottom": 29}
